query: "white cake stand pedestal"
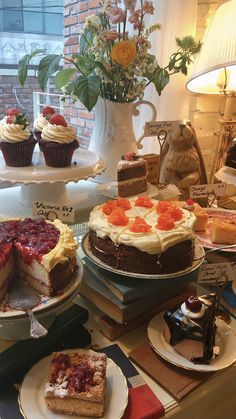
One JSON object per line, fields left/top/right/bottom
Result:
{"left": 0, "top": 148, "right": 106, "bottom": 206}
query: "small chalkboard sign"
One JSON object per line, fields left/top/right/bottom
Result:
{"left": 33, "top": 201, "right": 75, "bottom": 222}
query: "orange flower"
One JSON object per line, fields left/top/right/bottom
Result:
{"left": 111, "top": 40, "right": 137, "bottom": 67}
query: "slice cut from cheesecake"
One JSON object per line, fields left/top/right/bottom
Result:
{"left": 211, "top": 217, "right": 236, "bottom": 245}
{"left": 45, "top": 350, "right": 107, "bottom": 417}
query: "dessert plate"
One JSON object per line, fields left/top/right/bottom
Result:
{"left": 96, "top": 181, "right": 159, "bottom": 199}
{"left": 81, "top": 234, "right": 204, "bottom": 280}
{"left": 0, "top": 256, "right": 83, "bottom": 319}
{"left": 19, "top": 355, "right": 129, "bottom": 419}
{"left": 195, "top": 208, "right": 236, "bottom": 252}
{"left": 147, "top": 312, "right": 236, "bottom": 372}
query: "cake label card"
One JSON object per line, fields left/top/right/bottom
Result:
{"left": 190, "top": 183, "right": 227, "bottom": 199}
{"left": 33, "top": 201, "right": 75, "bottom": 222}
{"left": 198, "top": 262, "right": 235, "bottom": 285}
{"left": 144, "top": 120, "right": 180, "bottom": 138}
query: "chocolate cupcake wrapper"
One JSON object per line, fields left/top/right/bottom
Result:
{"left": 0, "top": 136, "right": 36, "bottom": 167}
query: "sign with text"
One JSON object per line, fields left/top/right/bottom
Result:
{"left": 33, "top": 201, "right": 75, "bottom": 223}
{"left": 198, "top": 262, "right": 236, "bottom": 285}
{"left": 144, "top": 120, "right": 180, "bottom": 137}
{"left": 190, "top": 183, "right": 227, "bottom": 199}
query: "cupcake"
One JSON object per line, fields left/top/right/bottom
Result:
{"left": 0, "top": 108, "right": 20, "bottom": 134}
{"left": 0, "top": 112, "right": 36, "bottom": 167}
{"left": 39, "top": 114, "right": 79, "bottom": 167}
{"left": 33, "top": 106, "right": 55, "bottom": 141}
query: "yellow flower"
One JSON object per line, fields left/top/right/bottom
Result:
{"left": 111, "top": 40, "right": 137, "bottom": 67}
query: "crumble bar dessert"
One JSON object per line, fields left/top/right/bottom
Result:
{"left": 45, "top": 350, "right": 107, "bottom": 417}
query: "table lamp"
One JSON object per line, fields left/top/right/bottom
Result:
{"left": 187, "top": 0, "right": 236, "bottom": 297}
{"left": 186, "top": 0, "right": 236, "bottom": 179}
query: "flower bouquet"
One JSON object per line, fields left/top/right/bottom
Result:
{"left": 19, "top": 0, "right": 201, "bottom": 112}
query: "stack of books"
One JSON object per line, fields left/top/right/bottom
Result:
{"left": 79, "top": 258, "right": 197, "bottom": 340}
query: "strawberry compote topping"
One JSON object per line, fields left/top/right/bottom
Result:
{"left": 115, "top": 197, "right": 131, "bottom": 211}
{"left": 102, "top": 200, "right": 117, "bottom": 215}
{"left": 0, "top": 218, "right": 60, "bottom": 267}
{"left": 156, "top": 214, "right": 175, "bottom": 230}
{"left": 102, "top": 198, "right": 131, "bottom": 215}
{"left": 156, "top": 201, "right": 173, "bottom": 214}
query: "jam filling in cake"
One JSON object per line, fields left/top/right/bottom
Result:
{"left": 0, "top": 218, "right": 78, "bottom": 300}
{"left": 88, "top": 197, "right": 196, "bottom": 275}
{"left": 45, "top": 350, "right": 107, "bottom": 417}
{"left": 164, "top": 293, "right": 219, "bottom": 364}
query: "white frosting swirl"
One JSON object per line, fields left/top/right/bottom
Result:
{"left": 0, "top": 124, "right": 31, "bottom": 143}
{"left": 34, "top": 114, "right": 49, "bottom": 132}
{"left": 42, "top": 123, "right": 76, "bottom": 144}
{"left": 42, "top": 219, "right": 78, "bottom": 271}
{"left": 0, "top": 116, "right": 7, "bottom": 131}
{"left": 88, "top": 197, "right": 196, "bottom": 254}
{"left": 181, "top": 302, "right": 206, "bottom": 319}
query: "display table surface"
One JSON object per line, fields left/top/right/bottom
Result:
{"left": 0, "top": 184, "right": 236, "bottom": 419}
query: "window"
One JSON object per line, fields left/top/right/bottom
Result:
{"left": 0, "top": 0, "right": 63, "bottom": 35}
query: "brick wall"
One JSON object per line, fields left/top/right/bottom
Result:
{"left": 0, "top": 75, "right": 40, "bottom": 124}
{"left": 63, "top": 0, "right": 100, "bottom": 148}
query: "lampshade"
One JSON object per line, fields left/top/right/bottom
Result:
{"left": 186, "top": 0, "right": 236, "bottom": 95}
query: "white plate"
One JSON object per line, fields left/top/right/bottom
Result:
{"left": 195, "top": 207, "right": 236, "bottom": 252}
{"left": 0, "top": 149, "right": 106, "bottom": 185}
{"left": 96, "top": 181, "right": 159, "bottom": 199}
{"left": 0, "top": 257, "right": 83, "bottom": 319}
{"left": 19, "top": 354, "right": 129, "bottom": 419}
{"left": 147, "top": 312, "right": 236, "bottom": 372}
{"left": 82, "top": 233, "right": 204, "bottom": 280}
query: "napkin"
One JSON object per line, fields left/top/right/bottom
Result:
{"left": 129, "top": 342, "right": 216, "bottom": 401}
{"left": 100, "top": 344, "right": 165, "bottom": 419}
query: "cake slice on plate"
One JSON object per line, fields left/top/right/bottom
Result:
{"left": 117, "top": 152, "right": 148, "bottom": 197}
{"left": 211, "top": 217, "right": 236, "bottom": 245}
{"left": 45, "top": 350, "right": 107, "bottom": 417}
{"left": 164, "top": 293, "right": 219, "bottom": 364}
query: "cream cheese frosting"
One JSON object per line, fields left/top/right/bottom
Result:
{"left": 42, "top": 219, "right": 78, "bottom": 271}
{"left": 0, "top": 123, "right": 31, "bottom": 143}
{"left": 34, "top": 114, "right": 49, "bottom": 132}
{"left": 42, "top": 123, "right": 76, "bottom": 144}
{"left": 88, "top": 197, "right": 196, "bottom": 254}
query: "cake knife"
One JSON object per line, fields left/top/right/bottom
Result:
{"left": 8, "top": 278, "right": 48, "bottom": 339}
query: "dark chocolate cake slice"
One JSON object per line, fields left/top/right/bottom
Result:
{"left": 164, "top": 293, "right": 219, "bottom": 364}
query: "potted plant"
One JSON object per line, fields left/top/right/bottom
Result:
{"left": 19, "top": 0, "right": 202, "bottom": 181}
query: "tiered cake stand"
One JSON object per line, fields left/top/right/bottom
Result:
{"left": 0, "top": 148, "right": 106, "bottom": 206}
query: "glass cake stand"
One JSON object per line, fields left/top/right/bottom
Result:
{"left": 0, "top": 148, "right": 106, "bottom": 206}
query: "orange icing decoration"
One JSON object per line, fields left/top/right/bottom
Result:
{"left": 169, "top": 206, "right": 183, "bottom": 221}
{"left": 156, "top": 214, "right": 175, "bottom": 230}
{"left": 115, "top": 197, "right": 131, "bottom": 211}
{"left": 129, "top": 216, "right": 152, "bottom": 233}
{"left": 108, "top": 207, "right": 129, "bottom": 226}
{"left": 102, "top": 200, "right": 117, "bottom": 215}
{"left": 156, "top": 201, "right": 173, "bottom": 214}
{"left": 135, "top": 196, "right": 153, "bottom": 208}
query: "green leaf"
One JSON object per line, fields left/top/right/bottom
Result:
{"left": 38, "top": 54, "right": 62, "bottom": 91}
{"left": 95, "top": 61, "right": 113, "bottom": 80}
{"left": 72, "top": 75, "right": 101, "bottom": 111}
{"left": 55, "top": 68, "right": 77, "bottom": 90}
{"left": 80, "top": 28, "right": 93, "bottom": 51}
{"left": 31, "top": 48, "right": 45, "bottom": 57}
{"left": 151, "top": 68, "right": 170, "bottom": 95}
{"left": 18, "top": 54, "right": 31, "bottom": 86}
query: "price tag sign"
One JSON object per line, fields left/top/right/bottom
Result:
{"left": 198, "top": 262, "right": 236, "bottom": 285}
{"left": 190, "top": 183, "right": 227, "bottom": 199}
{"left": 144, "top": 120, "right": 180, "bottom": 137}
{"left": 33, "top": 201, "right": 75, "bottom": 223}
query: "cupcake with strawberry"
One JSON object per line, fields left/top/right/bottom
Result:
{"left": 39, "top": 113, "right": 79, "bottom": 167}
{"left": 33, "top": 106, "right": 55, "bottom": 141}
{"left": 0, "top": 108, "right": 20, "bottom": 133}
{"left": 0, "top": 111, "right": 36, "bottom": 167}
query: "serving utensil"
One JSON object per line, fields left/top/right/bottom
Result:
{"left": 8, "top": 278, "right": 48, "bottom": 339}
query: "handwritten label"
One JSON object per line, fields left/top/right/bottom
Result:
{"left": 144, "top": 120, "right": 180, "bottom": 137}
{"left": 33, "top": 201, "right": 75, "bottom": 223}
{"left": 190, "top": 183, "right": 227, "bottom": 199}
{"left": 198, "top": 262, "right": 236, "bottom": 285}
